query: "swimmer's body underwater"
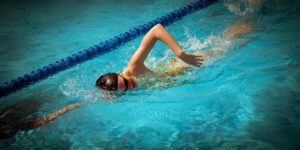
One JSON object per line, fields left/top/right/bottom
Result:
{"left": 96, "top": 23, "right": 204, "bottom": 92}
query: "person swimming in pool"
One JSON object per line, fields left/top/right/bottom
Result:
{"left": 95, "top": 21, "right": 261, "bottom": 92}
{"left": 1, "top": 20, "right": 261, "bottom": 139}
{"left": 96, "top": 23, "right": 204, "bottom": 92}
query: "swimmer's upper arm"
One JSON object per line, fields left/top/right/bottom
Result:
{"left": 127, "top": 25, "right": 158, "bottom": 68}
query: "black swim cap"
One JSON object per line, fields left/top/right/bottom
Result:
{"left": 96, "top": 73, "right": 118, "bottom": 91}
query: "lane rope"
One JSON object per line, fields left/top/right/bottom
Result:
{"left": 0, "top": 0, "right": 218, "bottom": 98}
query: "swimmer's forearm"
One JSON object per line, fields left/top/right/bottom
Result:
{"left": 20, "top": 102, "right": 85, "bottom": 130}
{"left": 153, "top": 24, "right": 184, "bottom": 56}
{"left": 153, "top": 25, "right": 203, "bottom": 66}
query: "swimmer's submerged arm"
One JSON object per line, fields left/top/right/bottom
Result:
{"left": 193, "top": 21, "right": 261, "bottom": 59}
{"left": 157, "top": 65, "right": 189, "bottom": 78}
{"left": 127, "top": 24, "right": 204, "bottom": 72}
{"left": 20, "top": 102, "right": 85, "bottom": 130}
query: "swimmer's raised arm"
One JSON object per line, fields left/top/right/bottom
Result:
{"left": 125, "top": 24, "right": 203, "bottom": 76}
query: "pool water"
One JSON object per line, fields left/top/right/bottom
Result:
{"left": 1, "top": 0, "right": 300, "bottom": 149}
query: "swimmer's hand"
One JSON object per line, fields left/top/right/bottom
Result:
{"left": 178, "top": 52, "right": 204, "bottom": 67}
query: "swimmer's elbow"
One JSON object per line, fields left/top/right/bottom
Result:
{"left": 152, "top": 23, "right": 165, "bottom": 38}
{"left": 155, "top": 23, "right": 164, "bottom": 29}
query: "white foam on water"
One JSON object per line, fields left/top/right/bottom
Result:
{"left": 224, "top": 0, "right": 262, "bottom": 16}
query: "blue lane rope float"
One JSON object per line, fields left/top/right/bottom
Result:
{"left": 0, "top": 0, "right": 218, "bottom": 98}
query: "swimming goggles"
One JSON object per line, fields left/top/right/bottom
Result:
{"left": 119, "top": 73, "right": 129, "bottom": 92}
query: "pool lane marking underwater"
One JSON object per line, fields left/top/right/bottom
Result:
{"left": 0, "top": 0, "right": 218, "bottom": 98}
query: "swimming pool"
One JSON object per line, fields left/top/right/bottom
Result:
{"left": 1, "top": 0, "right": 300, "bottom": 149}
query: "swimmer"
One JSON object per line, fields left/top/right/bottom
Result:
{"left": 1, "top": 21, "right": 261, "bottom": 139}
{"left": 96, "top": 21, "right": 261, "bottom": 89}
{"left": 96, "top": 24, "right": 204, "bottom": 92}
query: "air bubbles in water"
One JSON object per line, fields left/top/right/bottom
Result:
{"left": 59, "top": 77, "right": 100, "bottom": 101}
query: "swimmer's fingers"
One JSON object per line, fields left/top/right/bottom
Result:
{"left": 194, "top": 54, "right": 205, "bottom": 60}
{"left": 179, "top": 52, "right": 204, "bottom": 67}
{"left": 194, "top": 60, "right": 203, "bottom": 67}
{"left": 195, "top": 54, "right": 204, "bottom": 57}
{"left": 192, "top": 55, "right": 204, "bottom": 67}
{"left": 196, "top": 59, "right": 204, "bottom": 63}
{"left": 190, "top": 57, "right": 203, "bottom": 67}
{"left": 195, "top": 56, "right": 204, "bottom": 61}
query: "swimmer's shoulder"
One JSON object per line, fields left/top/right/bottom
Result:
{"left": 122, "top": 67, "right": 135, "bottom": 77}
{"left": 123, "top": 65, "right": 155, "bottom": 78}
{"left": 122, "top": 67, "right": 140, "bottom": 82}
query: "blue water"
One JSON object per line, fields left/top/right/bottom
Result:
{"left": 1, "top": 0, "right": 300, "bottom": 149}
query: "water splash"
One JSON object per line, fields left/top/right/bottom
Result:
{"left": 141, "top": 26, "right": 234, "bottom": 91}
{"left": 224, "top": 0, "right": 262, "bottom": 16}
{"left": 181, "top": 26, "right": 232, "bottom": 65}
{"left": 59, "top": 77, "right": 100, "bottom": 101}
